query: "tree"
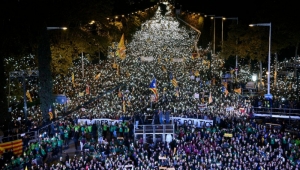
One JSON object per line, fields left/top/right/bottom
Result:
{"left": 38, "top": 26, "right": 54, "bottom": 122}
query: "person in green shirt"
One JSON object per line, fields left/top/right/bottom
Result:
{"left": 103, "top": 123, "right": 108, "bottom": 139}
{"left": 118, "top": 124, "right": 123, "bottom": 137}
{"left": 64, "top": 130, "right": 69, "bottom": 147}
{"left": 57, "top": 137, "right": 63, "bottom": 154}
{"left": 110, "top": 124, "right": 117, "bottom": 138}
{"left": 124, "top": 125, "right": 129, "bottom": 139}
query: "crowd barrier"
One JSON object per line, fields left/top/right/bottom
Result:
{"left": 253, "top": 107, "right": 300, "bottom": 119}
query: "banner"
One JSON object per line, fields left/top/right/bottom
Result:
{"left": 171, "top": 58, "right": 184, "bottom": 62}
{"left": 170, "top": 117, "right": 213, "bottom": 127}
{"left": 226, "top": 107, "right": 234, "bottom": 112}
{"left": 0, "top": 139, "right": 23, "bottom": 156}
{"left": 78, "top": 119, "right": 125, "bottom": 125}
{"left": 141, "top": 56, "right": 154, "bottom": 62}
{"left": 198, "top": 104, "right": 207, "bottom": 111}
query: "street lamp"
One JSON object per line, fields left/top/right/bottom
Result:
{"left": 47, "top": 27, "right": 67, "bottom": 30}
{"left": 224, "top": 17, "right": 238, "bottom": 79}
{"left": 212, "top": 16, "right": 224, "bottom": 47}
{"left": 249, "top": 23, "right": 272, "bottom": 99}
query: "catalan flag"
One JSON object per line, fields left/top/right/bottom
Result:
{"left": 149, "top": 78, "right": 159, "bottom": 102}
{"left": 0, "top": 139, "right": 23, "bottom": 156}
{"left": 225, "top": 89, "right": 229, "bottom": 96}
{"left": 123, "top": 100, "right": 126, "bottom": 113}
{"left": 172, "top": 78, "right": 178, "bottom": 88}
{"left": 94, "top": 73, "right": 101, "bottom": 80}
{"left": 234, "top": 88, "right": 242, "bottom": 94}
{"left": 26, "top": 90, "right": 32, "bottom": 102}
{"left": 222, "top": 82, "right": 228, "bottom": 89}
{"left": 116, "top": 33, "right": 126, "bottom": 60}
{"left": 208, "top": 92, "right": 213, "bottom": 104}
{"left": 112, "top": 61, "right": 117, "bottom": 69}
{"left": 116, "top": 64, "right": 120, "bottom": 76}
{"left": 162, "top": 65, "right": 167, "bottom": 72}
{"left": 49, "top": 111, "right": 53, "bottom": 120}
{"left": 72, "top": 72, "right": 75, "bottom": 87}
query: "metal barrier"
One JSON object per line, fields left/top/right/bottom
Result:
{"left": 253, "top": 107, "right": 300, "bottom": 119}
{"left": 134, "top": 124, "right": 175, "bottom": 143}
{"left": 0, "top": 130, "right": 37, "bottom": 143}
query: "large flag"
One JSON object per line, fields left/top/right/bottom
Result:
{"left": 94, "top": 73, "right": 101, "bottom": 80}
{"left": 26, "top": 90, "right": 32, "bottom": 102}
{"left": 0, "top": 139, "right": 23, "bottom": 156}
{"left": 149, "top": 78, "right": 159, "bottom": 102}
{"left": 172, "top": 78, "right": 178, "bottom": 88}
{"left": 116, "top": 33, "right": 126, "bottom": 60}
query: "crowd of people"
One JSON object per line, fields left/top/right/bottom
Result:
{"left": 1, "top": 2, "right": 300, "bottom": 169}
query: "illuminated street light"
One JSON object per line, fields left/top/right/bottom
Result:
{"left": 249, "top": 23, "right": 272, "bottom": 99}
{"left": 47, "top": 27, "right": 67, "bottom": 30}
{"left": 204, "top": 15, "right": 215, "bottom": 54}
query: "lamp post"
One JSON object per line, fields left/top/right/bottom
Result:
{"left": 47, "top": 27, "right": 67, "bottom": 30}
{"left": 223, "top": 17, "right": 238, "bottom": 79}
{"left": 212, "top": 16, "right": 224, "bottom": 47}
{"left": 205, "top": 15, "right": 215, "bottom": 54}
{"left": 249, "top": 23, "right": 272, "bottom": 100}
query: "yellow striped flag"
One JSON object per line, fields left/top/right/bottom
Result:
{"left": 172, "top": 78, "right": 178, "bottom": 87}
{"left": 112, "top": 61, "right": 117, "bottom": 69}
{"left": 208, "top": 92, "right": 213, "bottom": 104}
{"left": 116, "top": 34, "right": 126, "bottom": 60}
{"left": 222, "top": 82, "right": 228, "bottom": 89}
{"left": 94, "top": 73, "right": 101, "bottom": 80}
{"left": 123, "top": 100, "right": 126, "bottom": 113}
{"left": 116, "top": 64, "right": 120, "bottom": 76}
{"left": 0, "top": 139, "right": 23, "bottom": 156}
{"left": 162, "top": 65, "right": 167, "bottom": 72}
{"left": 234, "top": 88, "right": 242, "bottom": 94}
{"left": 225, "top": 89, "right": 229, "bottom": 96}
{"left": 72, "top": 72, "right": 75, "bottom": 87}
{"left": 49, "top": 111, "right": 53, "bottom": 120}
{"left": 26, "top": 90, "right": 32, "bottom": 102}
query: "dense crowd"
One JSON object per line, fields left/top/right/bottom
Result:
{"left": 1, "top": 2, "right": 300, "bottom": 170}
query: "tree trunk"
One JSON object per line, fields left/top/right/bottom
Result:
{"left": 38, "top": 26, "right": 54, "bottom": 123}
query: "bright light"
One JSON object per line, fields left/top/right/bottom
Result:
{"left": 89, "top": 20, "right": 95, "bottom": 25}
{"left": 252, "top": 74, "right": 257, "bottom": 81}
